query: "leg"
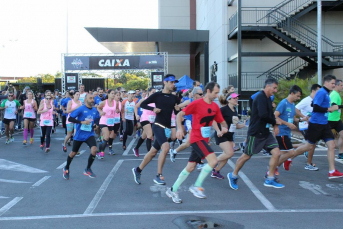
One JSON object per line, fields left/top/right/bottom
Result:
{"left": 232, "top": 153, "right": 251, "bottom": 176}
{"left": 157, "top": 142, "right": 170, "bottom": 174}
{"left": 268, "top": 148, "right": 281, "bottom": 177}
{"left": 326, "top": 140, "right": 336, "bottom": 171}
{"left": 23, "top": 119, "right": 29, "bottom": 141}
{"left": 5, "top": 124, "right": 9, "bottom": 140}
{"left": 215, "top": 141, "right": 234, "bottom": 171}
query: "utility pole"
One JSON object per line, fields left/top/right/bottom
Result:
{"left": 317, "top": 0, "right": 322, "bottom": 85}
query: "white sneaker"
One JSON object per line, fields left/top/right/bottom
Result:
{"left": 165, "top": 187, "right": 182, "bottom": 203}
{"left": 189, "top": 185, "right": 206, "bottom": 199}
{"left": 169, "top": 149, "right": 177, "bottom": 163}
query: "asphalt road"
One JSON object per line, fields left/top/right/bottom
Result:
{"left": 1, "top": 126, "right": 343, "bottom": 228}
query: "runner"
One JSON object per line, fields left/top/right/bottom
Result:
{"left": 165, "top": 82, "right": 228, "bottom": 203}
{"left": 132, "top": 74, "right": 180, "bottom": 185}
{"left": 133, "top": 87, "right": 156, "bottom": 157}
{"left": 62, "top": 91, "right": 82, "bottom": 152}
{"left": 96, "top": 90, "right": 121, "bottom": 159}
{"left": 121, "top": 90, "right": 137, "bottom": 150}
{"left": 295, "top": 84, "right": 321, "bottom": 170}
{"left": 21, "top": 90, "right": 38, "bottom": 145}
{"left": 227, "top": 78, "right": 284, "bottom": 190}
{"left": 291, "top": 75, "right": 343, "bottom": 179}
{"left": 119, "top": 88, "right": 127, "bottom": 141}
{"left": 62, "top": 94, "right": 100, "bottom": 180}
{"left": 0, "top": 91, "right": 21, "bottom": 144}
{"left": 211, "top": 92, "right": 246, "bottom": 179}
{"left": 37, "top": 94, "right": 55, "bottom": 153}
{"left": 60, "top": 91, "right": 72, "bottom": 136}
{"left": 79, "top": 84, "right": 87, "bottom": 105}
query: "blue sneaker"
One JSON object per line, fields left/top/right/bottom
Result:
{"left": 304, "top": 151, "right": 308, "bottom": 158}
{"left": 227, "top": 172, "right": 238, "bottom": 190}
{"left": 338, "top": 153, "right": 343, "bottom": 159}
{"left": 132, "top": 167, "right": 141, "bottom": 184}
{"left": 83, "top": 168, "right": 96, "bottom": 178}
{"left": 153, "top": 174, "right": 166, "bottom": 185}
{"left": 264, "top": 178, "right": 284, "bottom": 188}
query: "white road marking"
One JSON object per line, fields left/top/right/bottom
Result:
{"left": 31, "top": 176, "right": 51, "bottom": 187}
{"left": 0, "top": 196, "right": 9, "bottom": 199}
{"left": 299, "top": 181, "right": 328, "bottom": 195}
{"left": 0, "top": 159, "right": 47, "bottom": 173}
{"left": 2, "top": 208, "right": 343, "bottom": 221}
{"left": 56, "top": 162, "right": 67, "bottom": 170}
{"left": 335, "top": 158, "right": 343, "bottom": 164}
{"left": 227, "top": 160, "right": 275, "bottom": 210}
{"left": 0, "top": 197, "right": 23, "bottom": 217}
{"left": 0, "top": 179, "right": 31, "bottom": 184}
{"left": 122, "top": 138, "right": 136, "bottom": 155}
{"left": 83, "top": 160, "right": 124, "bottom": 215}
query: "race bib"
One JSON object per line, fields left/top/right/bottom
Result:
{"left": 127, "top": 107, "right": 134, "bottom": 115}
{"left": 107, "top": 118, "right": 114, "bottom": 125}
{"left": 165, "top": 128, "right": 171, "bottom": 138}
{"left": 229, "top": 124, "right": 236, "bottom": 133}
{"left": 288, "top": 118, "right": 294, "bottom": 124}
{"left": 299, "top": 121, "right": 308, "bottom": 131}
{"left": 81, "top": 123, "right": 92, "bottom": 132}
{"left": 43, "top": 120, "right": 52, "bottom": 126}
{"left": 185, "top": 120, "right": 192, "bottom": 130}
{"left": 171, "top": 119, "right": 176, "bottom": 126}
{"left": 25, "top": 112, "right": 33, "bottom": 117}
{"left": 324, "top": 112, "right": 329, "bottom": 117}
{"left": 149, "top": 115, "right": 156, "bottom": 123}
{"left": 6, "top": 108, "right": 14, "bottom": 114}
{"left": 114, "top": 117, "right": 120, "bottom": 123}
{"left": 200, "top": 126, "right": 211, "bottom": 138}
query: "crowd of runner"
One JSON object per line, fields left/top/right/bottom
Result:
{"left": 2, "top": 73, "right": 343, "bottom": 204}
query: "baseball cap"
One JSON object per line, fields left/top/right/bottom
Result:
{"left": 227, "top": 93, "right": 240, "bottom": 101}
{"left": 128, "top": 90, "right": 135, "bottom": 94}
{"left": 164, "top": 74, "right": 179, "bottom": 83}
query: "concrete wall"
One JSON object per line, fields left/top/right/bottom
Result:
{"left": 168, "top": 55, "right": 191, "bottom": 78}
{"left": 158, "top": 0, "right": 190, "bottom": 29}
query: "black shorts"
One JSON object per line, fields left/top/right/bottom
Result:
{"left": 214, "top": 132, "right": 234, "bottom": 145}
{"left": 72, "top": 136, "right": 97, "bottom": 152}
{"left": 152, "top": 124, "right": 168, "bottom": 151}
{"left": 276, "top": 136, "right": 293, "bottom": 151}
{"left": 3, "top": 118, "right": 15, "bottom": 125}
{"left": 94, "top": 117, "right": 100, "bottom": 126}
{"left": 244, "top": 133, "right": 279, "bottom": 156}
{"left": 23, "top": 118, "right": 36, "bottom": 122}
{"left": 140, "top": 120, "right": 150, "bottom": 127}
{"left": 99, "top": 124, "right": 120, "bottom": 133}
{"left": 189, "top": 140, "right": 214, "bottom": 163}
{"left": 328, "top": 120, "right": 343, "bottom": 133}
{"left": 300, "top": 129, "right": 308, "bottom": 140}
{"left": 307, "top": 122, "right": 334, "bottom": 144}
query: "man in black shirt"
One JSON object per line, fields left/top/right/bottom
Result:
{"left": 132, "top": 74, "right": 179, "bottom": 185}
{"left": 228, "top": 78, "right": 284, "bottom": 189}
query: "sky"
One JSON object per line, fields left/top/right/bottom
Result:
{"left": 0, "top": 0, "right": 158, "bottom": 77}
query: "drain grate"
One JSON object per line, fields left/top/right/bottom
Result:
{"left": 173, "top": 215, "right": 244, "bottom": 229}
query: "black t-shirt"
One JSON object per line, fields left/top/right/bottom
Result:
{"left": 218, "top": 105, "right": 237, "bottom": 137}
{"left": 140, "top": 91, "right": 179, "bottom": 128}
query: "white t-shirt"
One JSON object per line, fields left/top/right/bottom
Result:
{"left": 79, "top": 93, "right": 87, "bottom": 105}
{"left": 295, "top": 96, "right": 313, "bottom": 116}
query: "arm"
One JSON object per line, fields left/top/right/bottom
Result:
{"left": 33, "top": 100, "right": 38, "bottom": 111}
{"left": 121, "top": 100, "right": 126, "bottom": 120}
{"left": 134, "top": 98, "right": 145, "bottom": 120}
{"left": 140, "top": 93, "right": 156, "bottom": 111}
{"left": 177, "top": 100, "right": 191, "bottom": 109}
{"left": 0, "top": 100, "right": 6, "bottom": 110}
{"left": 257, "top": 97, "right": 276, "bottom": 126}
{"left": 295, "top": 108, "right": 308, "bottom": 121}
{"left": 68, "top": 108, "right": 90, "bottom": 125}
{"left": 37, "top": 102, "right": 46, "bottom": 114}
{"left": 97, "top": 101, "right": 106, "bottom": 116}
{"left": 66, "top": 101, "right": 72, "bottom": 113}
{"left": 176, "top": 111, "right": 185, "bottom": 140}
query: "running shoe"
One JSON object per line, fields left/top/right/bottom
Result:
{"left": 30, "top": 138, "right": 34, "bottom": 144}
{"left": 239, "top": 143, "right": 245, "bottom": 152}
{"left": 304, "top": 151, "right": 308, "bottom": 158}
{"left": 40, "top": 143, "right": 45, "bottom": 150}
{"left": 166, "top": 187, "right": 182, "bottom": 204}
{"left": 227, "top": 172, "right": 238, "bottom": 190}
{"left": 233, "top": 146, "right": 240, "bottom": 151}
{"left": 305, "top": 163, "right": 319, "bottom": 171}
{"left": 196, "top": 163, "right": 205, "bottom": 171}
{"left": 133, "top": 148, "right": 139, "bottom": 157}
{"left": 63, "top": 167, "right": 69, "bottom": 180}
{"left": 264, "top": 172, "right": 281, "bottom": 183}
{"left": 338, "top": 153, "right": 343, "bottom": 159}
{"left": 83, "top": 168, "right": 96, "bottom": 178}
{"left": 189, "top": 185, "right": 206, "bottom": 199}
{"left": 96, "top": 152, "right": 104, "bottom": 159}
{"left": 62, "top": 144, "right": 67, "bottom": 153}
{"left": 5, "top": 139, "right": 10, "bottom": 144}
{"left": 264, "top": 178, "right": 285, "bottom": 188}
{"left": 132, "top": 167, "right": 141, "bottom": 184}
{"left": 10, "top": 136, "right": 14, "bottom": 142}
{"left": 153, "top": 174, "right": 166, "bottom": 185}
{"left": 328, "top": 170, "right": 343, "bottom": 179}
{"left": 169, "top": 149, "right": 177, "bottom": 163}
{"left": 283, "top": 160, "right": 292, "bottom": 171}
{"left": 108, "top": 148, "right": 115, "bottom": 155}
{"left": 211, "top": 169, "right": 224, "bottom": 179}
{"left": 123, "top": 145, "right": 126, "bottom": 150}
{"left": 120, "top": 135, "right": 123, "bottom": 141}
{"left": 75, "top": 151, "right": 81, "bottom": 157}
{"left": 262, "top": 149, "right": 272, "bottom": 156}
{"left": 23, "top": 140, "right": 27, "bottom": 146}
{"left": 45, "top": 148, "right": 50, "bottom": 153}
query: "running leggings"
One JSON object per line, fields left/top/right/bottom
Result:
{"left": 123, "top": 120, "right": 134, "bottom": 146}
{"left": 40, "top": 126, "right": 52, "bottom": 147}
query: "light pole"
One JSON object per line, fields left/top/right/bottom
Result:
{"left": 317, "top": 0, "right": 322, "bottom": 85}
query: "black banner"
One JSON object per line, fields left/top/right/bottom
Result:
{"left": 65, "top": 73, "right": 79, "bottom": 91}
{"left": 151, "top": 72, "right": 164, "bottom": 90}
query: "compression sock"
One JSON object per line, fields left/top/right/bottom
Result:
{"left": 172, "top": 168, "right": 190, "bottom": 192}
{"left": 194, "top": 163, "right": 213, "bottom": 187}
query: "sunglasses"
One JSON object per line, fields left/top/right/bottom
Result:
{"left": 8, "top": 95, "right": 13, "bottom": 97}
{"left": 196, "top": 93, "right": 203, "bottom": 96}
{"left": 46, "top": 98, "right": 52, "bottom": 100}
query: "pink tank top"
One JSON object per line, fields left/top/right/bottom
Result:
{"left": 140, "top": 103, "right": 156, "bottom": 123}
{"left": 40, "top": 101, "right": 53, "bottom": 126}
{"left": 171, "top": 111, "right": 176, "bottom": 127}
{"left": 99, "top": 99, "right": 121, "bottom": 126}
{"left": 66, "top": 99, "right": 81, "bottom": 124}
{"left": 23, "top": 100, "right": 36, "bottom": 119}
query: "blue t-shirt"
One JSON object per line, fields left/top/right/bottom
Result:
{"left": 70, "top": 105, "right": 100, "bottom": 141}
{"left": 61, "top": 97, "right": 71, "bottom": 116}
{"left": 184, "top": 98, "right": 193, "bottom": 122}
{"left": 94, "top": 96, "right": 103, "bottom": 105}
{"left": 310, "top": 87, "right": 330, "bottom": 125}
{"left": 276, "top": 98, "right": 295, "bottom": 137}
{"left": 251, "top": 91, "right": 274, "bottom": 102}
{"left": 137, "top": 98, "right": 143, "bottom": 117}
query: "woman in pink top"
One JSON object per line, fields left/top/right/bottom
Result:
{"left": 21, "top": 90, "right": 38, "bottom": 145}
{"left": 133, "top": 87, "right": 156, "bottom": 157}
{"left": 96, "top": 90, "right": 121, "bottom": 159}
{"left": 37, "top": 94, "right": 55, "bottom": 153}
{"left": 62, "top": 91, "right": 82, "bottom": 152}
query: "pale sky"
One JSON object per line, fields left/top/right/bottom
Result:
{"left": 0, "top": 0, "right": 158, "bottom": 77}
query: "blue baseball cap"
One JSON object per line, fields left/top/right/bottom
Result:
{"left": 164, "top": 74, "right": 179, "bottom": 83}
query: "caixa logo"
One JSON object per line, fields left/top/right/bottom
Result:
{"left": 99, "top": 59, "right": 130, "bottom": 67}
{"left": 71, "top": 58, "right": 83, "bottom": 69}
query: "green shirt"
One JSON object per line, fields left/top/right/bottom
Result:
{"left": 328, "top": 90, "right": 341, "bottom": 121}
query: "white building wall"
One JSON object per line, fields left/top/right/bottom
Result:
{"left": 158, "top": 0, "right": 190, "bottom": 29}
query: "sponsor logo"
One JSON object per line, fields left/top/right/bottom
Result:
{"left": 71, "top": 58, "right": 83, "bottom": 69}
{"left": 99, "top": 59, "right": 130, "bottom": 67}
{"left": 146, "top": 60, "right": 157, "bottom": 64}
